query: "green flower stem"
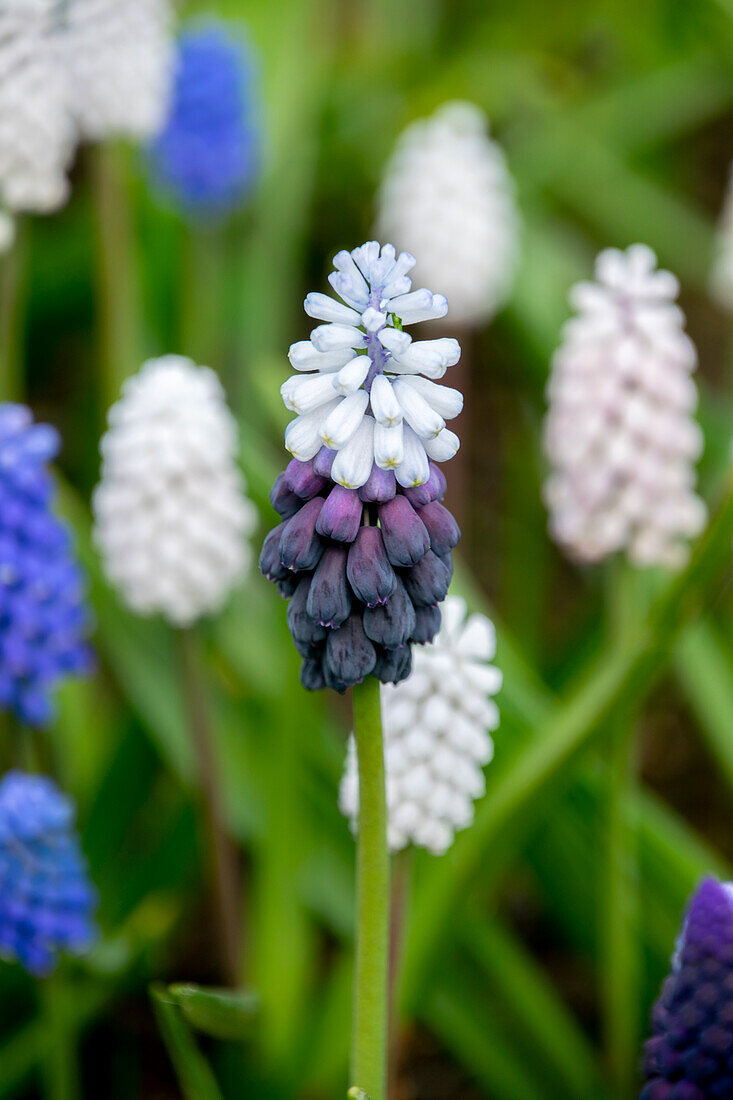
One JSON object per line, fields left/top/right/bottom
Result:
{"left": 402, "top": 474, "right": 733, "bottom": 1008}
{"left": 177, "top": 628, "right": 241, "bottom": 987}
{"left": 91, "top": 144, "right": 141, "bottom": 417}
{"left": 351, "top": 676, "right": 389, "bottom": 1100}
{"left": 0, "top": 219, "right": 29, "bottom": 401}
{"left": 40, "top": 973, "right": 79, "bottom": 1100}
{"left": 602, "top": 563, "right": 644, "bottom": 1100}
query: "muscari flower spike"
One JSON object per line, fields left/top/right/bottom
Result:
{"left": 93, "top": 355, "right": 257, "bottom": 627}
{"left": 0, "top": 0, "right": 77, "bottom": 213}
{"left": 147, "top": 20, "right": 259, "bottom": 214}
{"left": 0, "top": 770, "right": 96, "bottom": 975}
{"left": 339, "top": 596, "right": 500, "bottom": 854}
{"left": 641, "top": 877, "right": 733, "bottom": 1100}
{"left": 0, "top": 404, "right": 92, "bottom": 727}
{"left": 377, "top": 102, "right": 520, "bottom": 328}
{"left": 260, "top": 242, "right": 463, "bottom": 692}
{"left": 543, "top": 244, "right": 707, "bottom": 569}
{"left": 62, "top": 0, "right": 175, "bottom": 142}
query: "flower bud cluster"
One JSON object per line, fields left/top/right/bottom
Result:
{"left": 93, "top": 356, "right": 257, "bottom": 627}
{"left": 544, "top": 245, "right": 706, "bottom": 569}
{"left": 339, "top": 596, "right": 501, "bottom": 853}
{"left": 642, "top": 878, "right": 733, "bottom": 1099}
{"left": 261, "top": 453, "right": 460, "bottom": 691}
{"left": 0, "top": 770, "right": 96, "bottom": 975}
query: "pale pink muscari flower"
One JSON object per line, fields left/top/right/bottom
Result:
{"left": 543, "top": 244, "right": 706, "bottom": 569}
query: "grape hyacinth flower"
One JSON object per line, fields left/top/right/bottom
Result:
{"left": 0, "top": 404, "right": 92, "bottom": 727}
{"left": 711, "top": 164, "right": 733, "bottom": 311}
{"left": 147, "top": 21, "right": 259, "bottom": 214}
{"left": 0, "top": 770, "right": 96, "bottom": 975}
{"left": 543, "top": 245, "right": 707, "bottom": 569}
{"left": 641, "top": 878, "right": 733, "bottom": 1099}
{"left": 0, "top": 0, "right": 76, "bottom": 213}
{"left": 340, "top": 596, "right": 501, "bottom": 854}
{"left": 63, "top": 0, "right": 175, "bottom": 141}
{"left": 93, "top": 356, "right": 257, "bottom": 627}
{"left": 260, "top": 241, "right": 463, "bottom": 692}
{"left": 376, "top": 102, "right": 519, "bottom": 328}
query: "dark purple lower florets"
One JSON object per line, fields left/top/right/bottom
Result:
{"left": 641, "top": 878, "right": 733, "bottom": 1100}
{"left": 260, "top": 451, "right": 461, "bottom": 691}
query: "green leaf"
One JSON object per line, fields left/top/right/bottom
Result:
{"left": 150, "top": 984, "right": 223, "bottom": 1100}
{"left": 167, "top": 984, "right": 260, "bottom": 1042}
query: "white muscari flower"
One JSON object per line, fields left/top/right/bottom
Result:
{"left": 711, "top": 164, "right": 733, "bottom": 311}
{"left": 339, "top": 595, "right": 501, "bottom": 855}
{"left": 283, "top": 241, "right": 463, "bottom": 489}
{"left": 92, "top": 355, "right": 257, "bottom": 627}
{"left": 543, "top": 244, "right": 707, "bottom": 570}
{"left": 62, "top": 0, "right": 174, "bottom": 141}
{"left": 376, "top": 102, "right": 520, "bottom": 328}
{"left": 0, "top": 0, "right": 76, "bottom": 213}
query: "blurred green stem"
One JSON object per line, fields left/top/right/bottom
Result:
{"left": 0, "top": 220, "right": 28, "bottom": 400}
{"left": 351, "top": 677, "right": 389, "bottom": 1100}
{"left": 40, "top": 975, "right": 79, "bottom": 1100}
{"left": 181, "top": 226, "right": 225, "bottom": 369}
{"left": 91, "top": 144, "right": 140, "bottom": 416}
{"left": 602, "top": 562, "right": 642, "bottom": 1099}
{"left": 177, "top": 628, "right": 241, "bottom": 986}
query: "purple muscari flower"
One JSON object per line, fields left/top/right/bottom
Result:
{"left": 260, "top": 242, "right": 462, "bottom": 691}
{"left": 641, "top": 878, "right": 733, "bottom": 1100}
{"left": 0, "top": 771, "right": 97, "bottom": 975}
{"left": 0, "top": 404, "right": 92, "bottom": 727}
{"left": 147, "top": 21, "right": 259, "bottom": 216}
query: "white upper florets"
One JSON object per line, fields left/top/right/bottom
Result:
{"left": 93, "top": 356, "right": 256, "bottom": 626}
{"left": 544, "top": 244, "right": 706, "bottom": 569}
{"left": 377, "top": 102, "right": 520, "bottom": 327}
{"left": 339, "top": 596, "right": 501, "bottom": 855}
{"left": 282, "top": 241, "right": 463, "bottom": 491}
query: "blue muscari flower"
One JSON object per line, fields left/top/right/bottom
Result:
{"left": 641, "top": 877, "right": 733, "bottom": 1099}
{"left": 0, "top": 770, "right": 96, "bottom": 975}
{"left": 0, "top": 403, "right": 93, "bottom": 727}
{"left": 147, "top": 20, "right": 259, "bottom": 214}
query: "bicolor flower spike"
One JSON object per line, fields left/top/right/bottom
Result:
{"left": 282, "top": 241, "right": 462, "bottom": 490}
{"left": 148, "top": 21, "right": 259, "bottom": 214}
{"left": 63, "top": 0, "right": 175, "bottom": 141}
{"left": 339, "top": 597, "right": 501, "bottom": 854}
{"left": 641, "top": 878, "right": 733, "bottom": 1099}
{"left": 0, "top": 0, "right": 76, "bottom": 213}
{"left": 262, "top": 243, "right": 463, "bottom": 691}
{"left": 0, "top": 404, "right": 92, "bottom": 727}
{"left": 376, "top": 102, "right": 520, "bottom": 328}
{"left": 0, "top": 770, "right": 96, "bottom": 975}
{"left": 93, "top": 356, "right": 257, "bottom": 626}
{"left": 544, "top": 245, "right": 706, "bottom": 569}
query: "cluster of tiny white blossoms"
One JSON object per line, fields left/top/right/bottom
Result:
{"left": 282, "top": 241, "right": 463, "bottom": 490}
{"left": 376, "top": 102, "right": 519, "bottom": 328}
{"left": 711, "top": 164, "right": 733, "bottom": 311}
{"left": 544, "top": 244, "right": 706, "bottom": 569}
{"left": 63, "top": 0, "right": 174, "bottom": 141}
{"left": 0, "top": 0, "right": 76, "bottom": 214}
{"left": 339, "top": 596, "right": 501, "bottom": 855}
{"left": 93, "top": 356, "right": 256, "bottom": 627}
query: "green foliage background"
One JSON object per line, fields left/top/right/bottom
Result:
{"left": 3, "top": 0, "right": 733, "bottom": 1096}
